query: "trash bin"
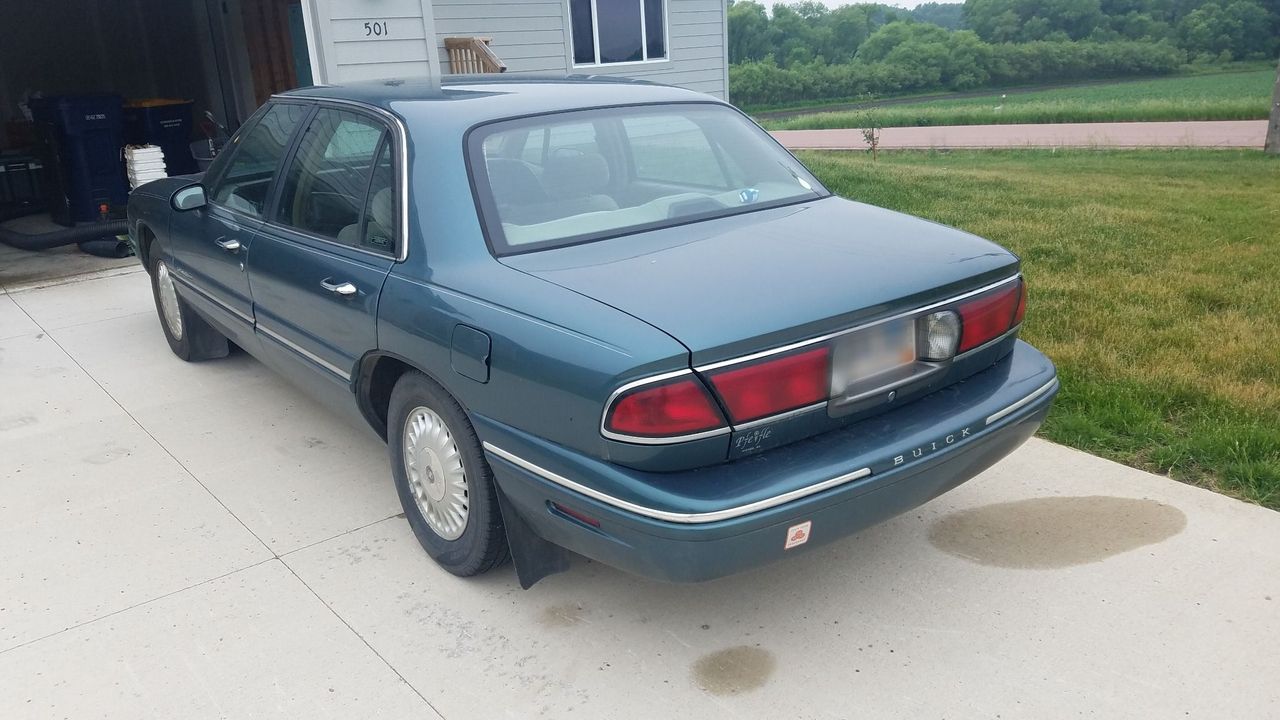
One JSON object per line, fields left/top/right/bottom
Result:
{"left": 123, "top": 99, "right": 197, "bottom": 176}
{"left": 0, "top": 153, "right": 44, "bottom": 209}
{"left": 190, "top": 137, "right": 226, "bottom": 172}
{"left": 29, "top": 94, "right": 128, "bottom": 226}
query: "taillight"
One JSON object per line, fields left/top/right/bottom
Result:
{"left": 956, "top": 279, "right": 1024, "bottom": 352}
{"left": 604, "top": 377, "right": 726, "bottom": 439}
{"left": 705, "top": 347, "right": 830, "bottom": 424}
{"left": 1013, "top": 279, "right": 1028, "bottom": 327}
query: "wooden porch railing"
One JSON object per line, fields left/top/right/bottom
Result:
{"left": 444, "top": 37, "right": 507, "bottom": 74}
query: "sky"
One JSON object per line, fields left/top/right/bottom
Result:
{"left": 810, "top": 0, "right": 962, "bottom": 8}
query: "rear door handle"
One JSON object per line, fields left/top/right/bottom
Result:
{"left": 321, "top": 278, "right": 357, "bottom": 297}
{"left": 215, "top": 238, "right": 241, "bottom": 253}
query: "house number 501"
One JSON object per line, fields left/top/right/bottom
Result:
{"left": 364, "top": 21, "right": 389, "bottom": 37}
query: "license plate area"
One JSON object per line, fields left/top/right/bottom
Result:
{"left": 828, "top": 317, "right": 940, "bottom": 417}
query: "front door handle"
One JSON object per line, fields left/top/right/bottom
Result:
{"left": 216, "top": 238, "right": 241, "bottom": 253}
{"left": 321, "top": 279, "right": 357, "bottom": 297}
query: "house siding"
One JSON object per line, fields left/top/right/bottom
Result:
{"left": 431, "top": 0, "right": 728, "bottom": 99}
{"left": 303, "top": 0, "right": 442, "bottom": 83}
{"left": 302, "top": 0, "right": 727, "bottom": 99}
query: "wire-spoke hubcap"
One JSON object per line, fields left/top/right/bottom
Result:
{"left": 156, "top": 261, "right": 183, "bottom": 341}
{"left": 403, "top": 406, "right": 469, "bottom": 540}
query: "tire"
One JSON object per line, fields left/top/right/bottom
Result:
{"left": 149, "top": 253, "right": 229, "bottom": 362}
{"left": 388, "top": 371, "right": 509, "bottom": 576}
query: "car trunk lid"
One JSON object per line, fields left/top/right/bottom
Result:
{"left": 500, "top": 197, "right": 1020, "bottom": 366}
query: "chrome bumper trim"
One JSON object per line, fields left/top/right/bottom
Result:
{"left": 985, "top": 378, "right": 1058, "bottom": 426}
{"left": 482, "top": 441, "right": 871, "bottom": 525}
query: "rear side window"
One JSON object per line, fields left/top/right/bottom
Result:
{"left": 208, "top": 103, "right": 308, "bottom": 217}
{"left": 274, "top": 108, "right": 389, "bottom": 248}
{"left": 358, "top": 142, "right": 396, "bottom": 253}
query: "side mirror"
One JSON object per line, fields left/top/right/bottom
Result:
{"left": 172, "top": 185, "right": 208, "bottom": 212}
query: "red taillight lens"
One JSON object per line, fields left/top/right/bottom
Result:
{"left": 605, "top": 378, "right": 725, "bottom": 438}
{"left": 957, "top": 280, "right": 1023, "bottom": 352}
{"left": 706, "top": 347, "right": 830, "bottom": 424}
{"left": 1013, "top": 279, "right": 1028, "bottom": 327}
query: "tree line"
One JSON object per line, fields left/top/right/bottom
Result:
{"left": 727, "top": 0, "right": 1280, "bottom": 106}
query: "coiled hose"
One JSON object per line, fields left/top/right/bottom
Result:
{"left": 0, "top": 218, "right": 130, "bottom": 255}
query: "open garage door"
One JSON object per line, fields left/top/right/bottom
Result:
{"left": 0, "top": 0, "right": 312, "bottom": 148}
{"left": 0, "top": 0, "right": 313, "bottom": 255}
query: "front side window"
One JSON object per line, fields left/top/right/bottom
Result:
{"left": 469, "top": 104, "right": 826, "bottom": 254}
{"left": 274, "top": 108, "right": 391, "bottom": 250}
{"left": 208, "top": 103, "right": 308, "bottom": 217}
{"left": 569, "top": 0, "right": 666, "bottom": 65}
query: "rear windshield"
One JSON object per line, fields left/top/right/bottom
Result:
{"left": 467, "top": 103, "right": 827, "bottom": 255}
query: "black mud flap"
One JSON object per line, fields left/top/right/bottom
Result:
{"left": 496, "top": 486, "right": 571, "bottom": 589}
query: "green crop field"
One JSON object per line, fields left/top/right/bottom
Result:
{"left": 799, "top": 148, "right": 1280, "bottom": 509}
{"left": 764, "top": 70, "right": 1274, "bottom": 130}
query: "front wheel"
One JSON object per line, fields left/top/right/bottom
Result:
{"left": 149, "top": 254, "right": 228, "bottom": 362}
{"left": 388, "top": 371, "right": 509, "bottom": 576}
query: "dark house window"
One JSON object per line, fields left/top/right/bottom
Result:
{"left": 569, "top": 0, "right": 667, "bottom": 65}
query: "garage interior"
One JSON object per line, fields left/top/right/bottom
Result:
{"left": 0, "top": 0, "right": 311, "bottom": 289}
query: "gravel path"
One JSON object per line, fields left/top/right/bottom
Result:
{"left": 773, "top": 120, "right": 1268, "bottom": 150}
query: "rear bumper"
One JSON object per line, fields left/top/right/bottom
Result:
{"left": 479, "top": 341, "right": 1057, "bottom": 582}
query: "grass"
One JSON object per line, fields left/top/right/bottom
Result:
{"left": 798, "top": 148, "right": 1280, "bottom": 509}
{"left": 764, "top": 70, "right": 1274, "bottom": 130}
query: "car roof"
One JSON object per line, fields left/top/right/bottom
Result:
{"left": 277, "top": 75, "right": 722, "bottom": 125}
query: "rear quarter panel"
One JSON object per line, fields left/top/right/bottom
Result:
{"left": 376, "top": 260, "right": 721, "bottom": 464}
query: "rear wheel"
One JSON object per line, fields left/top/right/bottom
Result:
{"left": 149, "top": 254, "right": 228, "bottom": 362}
{"left": 388, "top": 371, "right": 509, "bottom": 576}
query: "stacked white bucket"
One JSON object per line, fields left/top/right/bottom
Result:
{"left": 125, "top": 145, "right": 167, "bottom": 189}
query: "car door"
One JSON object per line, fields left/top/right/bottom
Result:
{"left": 247, "top": 104, "right": 399, "bottom": 387}
{"left": 167, "top": 102, "right": 310, "bottom": 344}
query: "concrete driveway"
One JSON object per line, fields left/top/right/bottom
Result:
{"left": 2, "top": 270, "right": 1277, "bottom": 719}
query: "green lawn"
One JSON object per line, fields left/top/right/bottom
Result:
{"left": 798, "top": 149, "right": 1280, "bottom": 509}
{"left": 765, "top": 70, "right": 1274, "bottom": 130}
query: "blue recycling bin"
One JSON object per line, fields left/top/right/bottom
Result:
{"left": 123, "top": 99, "right": 197, "bottom": 176}
{"left": 30, "top": 94, "right": 128, "bottom": 226}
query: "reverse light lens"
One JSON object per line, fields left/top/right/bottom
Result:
{"left": 706, "top": 347, "right": 831, "bottom": 424}
{"left": 918, "top": 310, "right": 961, "bottom": 361}
{"left": 956, "top": 281, "right": 1023, "bottom": 353}
{"left": 605, "top": 378, "right": 725, "bottom": 438}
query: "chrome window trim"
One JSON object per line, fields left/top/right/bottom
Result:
{"left": 268, "top": 94, "right": 412, "bottom": 263}
{"left": 599, "top": 368, "right": 732, "bottom": 444}
{"left": 600, "top": 274, "right": 1022, "bottom": 445}
{"left": 257, "top": 323, "right": 352, "bottom": 381}
{"left": 483, "top": 441, "right": 871, "bottom": 524}
{"left": 169, "top": 272, "right": 254, "bottom": 325}
{"left": 985, "top": 378, "right": 1058, "bottom": 426}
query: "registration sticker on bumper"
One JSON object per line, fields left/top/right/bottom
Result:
{"left": 785, "top": 521, "right": 812, "bottom": 550}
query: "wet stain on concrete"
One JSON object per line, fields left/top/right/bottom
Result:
{"left": 83, "top": 443, "right": 132, "bottom": 465}
{"left": 539, "top": 602, "right": 586, "bottom": 628}
{"left": 0, "top": 415, "right": 37, "bottom": 432}
{"left": 929, "top": 495, "right": 1187, "bottom": 569}
{"left": 692, "top": 646, "right": 775, "bottom": 696}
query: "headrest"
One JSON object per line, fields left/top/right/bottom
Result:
{"left": 487, "top": 158, "right": 547, "bottom": 206}
{"left": 542, "top": 153, "right": 611, "bottom": 199}
{"left": 368, "top": 187, "right": 394, "bottom": 230}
